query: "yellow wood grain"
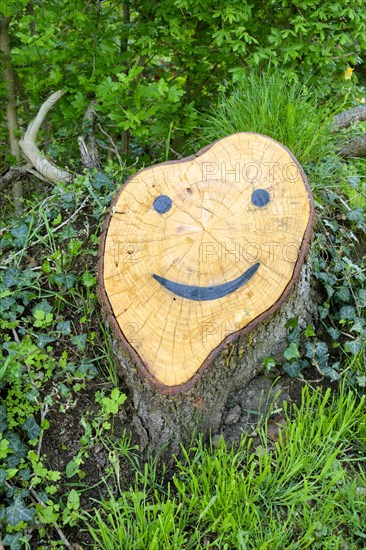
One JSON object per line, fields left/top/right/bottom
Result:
{"left": 103, "top": 133, "right": 311, "bottom": 386}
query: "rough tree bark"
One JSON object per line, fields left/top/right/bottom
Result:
{"left": 332, "top": 104, "right": 366, "bottom": 158}
{"left": 0, "top": 16, "right": 22, "bottom": 211}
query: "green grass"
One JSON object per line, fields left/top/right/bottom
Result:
{"left": 83, "top": 386, "right": 366, "bottom": 549}
{"left": 197, "top": 72, "right": 340, "bottom": 168}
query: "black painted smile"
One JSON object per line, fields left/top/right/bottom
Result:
{"left": 152, "top": 262, "right": 260, "bottom": 301}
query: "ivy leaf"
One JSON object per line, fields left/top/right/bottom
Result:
{"left": 287, "top": 326, "right": 301, "bottom": 343}
{"left": 283, "top": 361, "right": 301, "bottom": 378}
{"left": 2, "top": 533, "right": 23, "bottom": 550}
{"left": 327, "top": 327, "right": 340, "bottom": 341}
{"left": 4, "top": 267, "right": 21, "bottom": 288}
{"left": 304, "top": 325, "right": 315, "bottom": 337}
{"left": 357, "top": 289, "right": 366, "bottom": 307}
{"left": 54, "top": 273, "right": 77, "bottom": 289}
{"left": 0, "top": 469, "right": 8, "bottom": 484}
{"left": 284, "top": 342, "right": 300, "bottom": 361}
{"left": 351, "top": 319, "right": 365, "bottom": 334}
{"left": 56, "top": 320, "right": 71, "bottom": 335}
{"left": 335, "top": 286, "right": 350, "bottom": 303}
{"left": 0, "top": 403, "right": 8, "bottom": 432}
{"left": 11, "top": 224, "right": 29, "bottom": 246}
{"left": 344, "top": 339, "right": 363, "bottom": 355}
{"left": 22, "top": 416, "right": 41, "bottom": 440}
{"left": 91, "top": 171, "right": 113, "bottom": 190}
{"left": 285, "top": 318, "right": 298, "bottom": 330}
{"left": 37, "top": 333, "right": 56, "bottom": 347}
{"left": 339, "top": 305, "right": 356, "bottom": 321}
{"left": 346, "top": 208, "right": 364, "bottom": 224}
{"left": 320, "top": 366, "right": 340, "bottom": 381}
{"left": 5, "top": 431, "right": 28, "bottom": 458}
{"left": 59, "top": 224, "right": 77, "bottom": 241}
{"left": 71, "top": 333, "right": 87, "bottom": 351}
{"left": 32, "top": 299, "right": 53, "bottom": 315}
{"left": 314, "top": 342, "right": 328, "bottom": 357}
{"left": 6, "top": 497, "right": 35, "bottom": 526}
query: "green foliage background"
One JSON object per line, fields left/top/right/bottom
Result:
{"left": 1, "top": 0, "right": 366, "bottom": 168}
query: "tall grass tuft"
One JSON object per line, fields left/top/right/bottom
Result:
{"left": 198, "top": 72, "right": 340, "bottom": 167}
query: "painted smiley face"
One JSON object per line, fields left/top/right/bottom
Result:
{"left": 100, "top": 133, "right": 313, "bottom": 388}
{"left": 151, "top": 189, "right": 269, "bottom": 300}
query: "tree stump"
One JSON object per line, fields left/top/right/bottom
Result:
{"left": 98, "top": 133, "right": 315, "bottom": 454}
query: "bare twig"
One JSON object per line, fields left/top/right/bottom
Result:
{"left": 36, "top": 403, "right": 49, "bottom": 460}
{"left": 19, "top": 91, "right": 74, "bottom": 184}
{"left": 98, "top": 124, "right": 124, "bottom": 169}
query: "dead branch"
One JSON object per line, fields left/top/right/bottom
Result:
{"left": 332, "top": 104, "right": 366, "bottom": 158}
{"left": 77, "top": 99, "right": 102, "bottom": 170}
{"left": 338, "top": 135, "right": 366, "bottom": 158}
{"left": 19, "top": 90, "right": 73, "bottom": 184}
{"left": 333, "top": 104, "right": 366, "bottom": 131}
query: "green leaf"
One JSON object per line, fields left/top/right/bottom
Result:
{"left": 304, "top": 325, "right": 315, "bottom": 337}
{"left": 81, "top": 270, "right": 96, "bottom": 288}
{"left": 71, "top": 333, "right": 87, "bottom": 351}
{"left": 335, "top": 286, "right": 350, "bottom": 302}
{"left": 32, "top": 299, "right": 53, "bottom": 315}
{"left": 11, "top": 224, "right": 29, "bottom": 245}
{"left": 357, "top": 289, "right": 366, "bottom": 306}
{"left": 57, "top": 320, "right": 71, "bottom": 335}
{"left": 283, "top": 361, "right": 301, "bottom": 378}
{"left": 54, "top": 273, "right": 77, "bottom": 289}
{"left": 2, "top": 533, "right": 23, "bottom": 550}
{"left": 284, "top": 342, "right": 300, "bottom": 361}
{"left": 346, "top": 208, "right": 364, "bottom": 223}
{"left": 6, "top": 497, "right": 35, "bottom": 526}
{"left": 285, "top": 318, "right": 298, "bottom": 330}
{"left": 36, "top": 503, "right": 60, "bottom": 524}
{"left": 22, "top": 416, "right": 41, "bottom": 440}
{"left": 314, "top": 342, "right": 328, "bottom": 357}
{"left": 327, "top": 327, "right": 341, "bottom": 340}
{"left": 67, "top": 489, "right": 80, "bottom": 511}
{"left": 0, "top": 469, "right": 8, "bottom": 483}
{"left": 356, "top": 376, "right": 366, "bottom": 387}
{"left": 91, "top": 171, "right": 113, "bottom": 190}
{"left": 344, "top": 339, "right": 363, "bottom": 355}
{"left": 339, "top": 305, "right": 356, "bottom": 321}
{"left": 4, "top": 267, "right": 21, "bottom": 288}
{"left": 320, "top": 367, "right": 340, "bottom": 381}
{"left": 0, "top": 403, "right": 8, "bottom": 432}
{"left": 351, "top": 319, "right": 364, "bottom": 334}
{"left": 65, "top": 459, "right": 79, "bottom": 478}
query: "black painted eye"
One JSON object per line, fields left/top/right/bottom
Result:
{"left": 251, "top": 189, "right": 270, "bottom": 207}
{"left": 153, "top": 195, "right": 172, "bottom": 214}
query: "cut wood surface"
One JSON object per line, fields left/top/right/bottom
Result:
{"left": 99, "top": 133, "right": 314, "bottom": 392}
